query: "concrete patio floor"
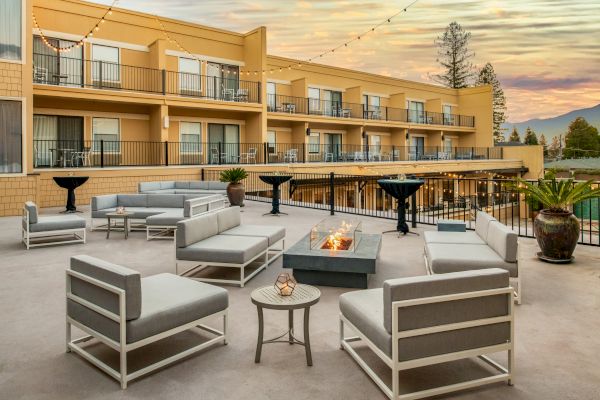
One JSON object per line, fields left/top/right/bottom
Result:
{"left": 1, "top": 201, "right": 599, "bottom": 400}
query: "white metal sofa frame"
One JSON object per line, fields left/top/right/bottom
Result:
{"left": 22, "top": 204, "right": 86, "bottom": 249}
{"left": 66, "top": 268, "right": 228, "bottom": 389}
{"left": 340, "top": 280, "right": 514, "bottom": 400}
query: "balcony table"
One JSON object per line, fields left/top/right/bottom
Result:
{"left": 52, "top": 176, "right": 89, "bottom": 213}
{"left": 259, "top": 174, "right": 293, "bottom": 216}
{"left": 49, "top": 148, "right": 75, "bottom": 167}
{"left": 377, "top": 178, "right": 424, "bottom": 236}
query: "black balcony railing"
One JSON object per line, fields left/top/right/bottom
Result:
{"left": 32, "top": 53, "right": 261, "bottom": 103}
{"left": 267, "top": 94, "right": 476, "bottom": 127}
{"left": 33, "top": 140, "right": 503, "bottom": 168}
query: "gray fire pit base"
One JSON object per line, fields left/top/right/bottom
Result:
{"left": 283, "top": 233, "right": 382, "bottom": 289}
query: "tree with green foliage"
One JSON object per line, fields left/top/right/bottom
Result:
{"left": 476, "top": 63, "right": 507, "bottom": 143}
{"left": 547, "top": 135, "right": 561, "bottom": 159}
{"left": 539, "top": 134, "right": 548, "bottom": 156}
{"left": 508, "top": 127, "right": 520, "bottom": 143}
{"left": 524, "top": 127, "right": 539, "bottom": 145}
{"left": 431, "top": 22, "right": 475, "bottom": 89}
{"left": 563, "top": 117, "right": 600, "bottom": 158}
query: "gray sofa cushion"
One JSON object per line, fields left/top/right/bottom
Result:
{"left": 68, "top": 273, "right": 228, "bottom": 343}
{"left": 29, "top": 215, "right": 86, "bottom": 232}
{"left": 220, "top": 225, "right": 285, "bottom": 246}
{"left": 216, "top": 207, "right": 241, "bottom": 233}
{"left": 175, "top": 181, "right": 190, "bottom": 189}
{"left": 146, "top": 209, "right": 184, "bottom": 226}
{"left": 189, "top": 181, "right": 210, "bottom": 190}
{"left": 208, "top": 181, "right": 229, "bottom": 190}
{"left": 160, "top": 181, "right": 175, "bottom": 190}
{"left": 423, "top": 230, "right": 486, "bottom": 245}
{"left": 475, "top": 211, "right": 496, "bottom": 241}
{"left": 92, "top": 194, "right": 118, "bottom": 211}
{"left": 487, "top": 221, "right": 519, "bottom": 262}
{"left": 69, "top": 255, "right": 141, "bottom": 320}
{"left": 176, "top": 234, "right": 267, "bottom": 264}
{"left": 426, "top": 243, "right": 518, "bottom": 277}
{"left": 176, "top": 212, "right": 219, "bottom": 248}
{"left": 117, "top": 194, "right": 147, "bottom": 208}
{"left": 147, "top": 194, "right": 184, "bottom": 208}
{"left": 139, "top": 181, "right": 161, "bottom": 192}
{"left": 24, "top": 201, "right": 38, "bottom": 224}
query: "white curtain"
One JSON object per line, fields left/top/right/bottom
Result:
{"left": 0, "top": 100, "right": 22, "bottom": 173}
{"left": 33, "top": 115, "right": 58, "bottom": 167}
{"left": 0, "top": 0, "right": 21, "bottom": 61}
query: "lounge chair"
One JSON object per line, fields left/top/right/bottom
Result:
{"left": 22, "top": 201, "right": 86, "bottom": 249}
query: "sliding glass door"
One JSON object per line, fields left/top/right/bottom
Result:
{"left": 33, "top": 115, "right": 84, "bottom": 167}
{"left": 0, "top": 100, "right": 21, "bottom": 173}
{"left": 208, "top": 123, "right": 240, "bottom": 163}
{"left": 33, "top": 36, "right": 83, "bottom": 87}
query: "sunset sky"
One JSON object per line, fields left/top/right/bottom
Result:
{"left": 97, "top": 0, "right": 600, "bottom": 122}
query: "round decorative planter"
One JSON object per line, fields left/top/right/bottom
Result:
{"left": 534, "top": 210, "right": 579, "bottom": 263}
{"left": 227, "top": 182, "right": 245, "bottom": 207}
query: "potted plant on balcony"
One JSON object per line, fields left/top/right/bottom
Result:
{"left": 220, "top": 167, "right": 248, "bottom": 207}
{"left": 514, "top": 176, "right": 600, "bottom": 263}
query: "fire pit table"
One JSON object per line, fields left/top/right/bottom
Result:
{"left": 283, "top": 217, "right": 381, "bottom": 288}
{"left": 53, "top": 176, "right": 89, "bottom": 213}
{"left": 259, "top": 174, "right": 293, "bottom": 216}
{"left": 377, "top": 178, "right": 424, "bottom": 236}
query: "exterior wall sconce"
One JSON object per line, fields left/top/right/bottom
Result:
{"left": 306, "top": 128, "right": 311, "bottom": 136}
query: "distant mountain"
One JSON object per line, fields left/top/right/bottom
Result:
{"left": 501, "top": 103, "right": 600, "bottom": 141}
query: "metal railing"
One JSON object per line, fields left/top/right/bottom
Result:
{"left": 202, "top": 169, "right": 600, "bottom": 247}
{"left": 32, "top": 53, "right": 261, "bottom": 103}
{"left": 267, "top": 94, "right": 476, "bottom": 127}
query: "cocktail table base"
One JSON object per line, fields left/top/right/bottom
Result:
{"left": 263, "top": 211, "right": 288, "bottom": 216}
{"left": 382, "top": 229, "right": 420, "bottom": 237}
{"left": 293, "top": 269, "right": 368, "bottom": 289}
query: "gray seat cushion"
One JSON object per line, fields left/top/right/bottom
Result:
{"left": 176, "top": 213, "right": 219, "bottom": 248}
{"left": 426, "top": 243, "right": 518, "bottom": 277}
{"left": 176, "top": 234, "right": 267, "bottom": 264}
{"left": 175, "top": 181, "right": 190, "bottom": 189}
{"left": 208, "top": 181, "right": 228, "bottom": 190}
{"left": 160, "top": 181, "right": 175, "bottom": 190}
{"left": 487, "top": 221, "right": 519, "bottom": 263}
{"left": 29, "top": 215, "right": 86, "bottom": 232}
{"left": 220, "top": 225, "right": 285, "bottom": 246}
{"left": 147, "top": 194, "right": 184, "bottom": 208}
{"left": 340, "top": 288, "right": 391, "bottom": 357}
{"left": 216, "top": 207, "right": 241, "bottom": 233}
{"left": 92, "top": 195, "right": 118, "bottom": 211}
{"left": 423, "top": 230, "right": 486, "bottom": 245}
{"left": 139, "top": 181, "right": 161, "bottom": 192}
{"left": 24, "top": 201, "right": 38, "bottom": 223}
{"left": 475, "top": 211, "right": 497, "bottom": 241}
{"left": 117, "top": 194, "right": 147, "bottom": 208}
{"left": 146, "top": 209, "right": 184, "bottom": 226}
{"left": 189, "top": 181, "right": 210, "bottom": 190}
{"left": 68, "top": 273, "right": 228, "bottom": 344}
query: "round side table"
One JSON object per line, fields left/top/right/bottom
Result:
{"left": 251, "top": 284, "right": 320, "bottom": 366}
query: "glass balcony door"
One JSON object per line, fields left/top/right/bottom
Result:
{"left": 410, "top": 136, "right": 425, "bottom": 160}
{"left": 407, "top": 101, "right": 425, "bottom": 123}
{"left": 323, "top": 90, "right": 342, "bottom": 116}
{"left": 33, "top": 115, "right": 84, "bottom": 167}
{"left": 208, "top": 123, "right": 239, "bottom": 163}
{"left": 325, "top": 133, "right": 342, "bottom": 161}
{"left": 33, "top": 36, "right": 83, "bottom": 87}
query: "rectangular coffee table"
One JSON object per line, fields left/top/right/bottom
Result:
{"left": 282, "top": 233, "right": 381, "bottom": 288}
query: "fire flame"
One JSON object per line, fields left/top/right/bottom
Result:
{"left": 323, "top": 220, "right": 353, "bottom": 251}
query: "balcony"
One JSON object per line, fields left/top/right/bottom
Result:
{"left": 33, "top": 139, "right": 502, "bottom": 168}
{"left": 32, "top": 53, "right": 261, "bottom": 103}
{"left": 267, "top": 94, "right": 475, "bottom": 128}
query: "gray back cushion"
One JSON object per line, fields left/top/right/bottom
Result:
{"left": 487, "top": 221, "right": 519, "bottom": 262}
{"left": 92, "top": 194, "right": 118, "bottom": 211}
{"left": 475, "top": 211, "right": 496, "bottom": 241}
{"left": 139, "top": 181, "right": 161, "bottom": 192}
{"left": 176, "top": 212, "right": 219, "bottom": 247}
{"left": 189, "top": 181, "right": 210, "bottom": 190}
{"left": 24, "top": 201, "right": 38, "bottom": 224}
{"left": 69, "top": 255, "right": 141, "bottom": 320}
{"left": 217, "top": 206, "right": 241, "bottom": 233}
{"left": 147, "top": 194, "right": 184, "bottom": 208}
{"left": 208, "top": 181, "right": 228, "bottom": 190}
{"left": 175, "top": 181, "right": 190, "bottom": 189}
{"left": 383, "top": 268, "right": 509, "bottom": 334}
{"left": 117, "top": 194, "right": 147, "bottom": 208}
{"left": 160, "top": 181, "right": 175, "bottom": 190}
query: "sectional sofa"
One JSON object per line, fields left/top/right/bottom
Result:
{"left": 423, "top": 211, "right": 521, "bottom": 303}
{"left": 139, "top": 180, "right": 228, "bottom": 196}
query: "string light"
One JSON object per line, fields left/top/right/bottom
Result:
{"left": 33, "top": 0, "right": 118, "bottom": 53}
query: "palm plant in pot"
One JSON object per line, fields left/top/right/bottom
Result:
{"left": 514, "top": 176, "right": 600, "bottom": 263}
{"left": 220, "top": 168, "right": 248, "bottom": 207}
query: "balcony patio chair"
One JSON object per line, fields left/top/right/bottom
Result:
{"left": 283, "top": 103, "right": 296, "bottom": 113}
{"left": 354, "top": 151, "right": 366, "bottom": 161}
{"left": 283, "top": 149, "right": 298, "bottom": 163}
{"left": 341, "top": 108, "right": 352, "bottom": 118}
{"left": 22, "top": 202, "right": 86, "bottom": 249}
{"left": 437, "top": 151, "right": 449, "bottom": 160}
{"left": 221, "top": 86, "right": 235, "bottom": 101}
{"left": 33, "top": 66, "right": 48, "bottom": 84}
{"left": 371, "top": 109, "right": 382, "bottom": 120}
{"left": 339, "top": 268, "right": 514, "bottom": 400}
{"left": 324, "top": 152, "right": 334, "bottom": 162}
{"left": 234, "top": 88, "right": 249, "bottom": 102}
{"left": 72, "top": 147, "right": 93, "bottom": 167}
{"left": 237, "top": 147, "right": 257, "bottom": 164}
{"left": 210, "top": 147, "right": 227, "bottom": 164}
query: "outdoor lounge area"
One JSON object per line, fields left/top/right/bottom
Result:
{"left": 1, "top": 201, "right": 599, "bottom": 399}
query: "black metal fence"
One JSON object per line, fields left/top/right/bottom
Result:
{"left": 202, "top": 169, "right": 600, "bottom": 247}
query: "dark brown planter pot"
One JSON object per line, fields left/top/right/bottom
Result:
{"left": 227, "top": 182, "right": 245, "bottom": 207}
{"left": 534, "top": 210, "right": 579, "bottom": 262}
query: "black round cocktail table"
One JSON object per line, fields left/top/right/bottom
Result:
{"left": 377, "top": 179, "right": 424, "bottom": 236}
{"left": 53, "top": 176, "right": 89, "bottom": 213}
{"left": 259, "top": 175, "right": 292, "bottom": 216}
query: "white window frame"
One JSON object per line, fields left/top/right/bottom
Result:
{"left": 179, "top": 121, "right": 202, "bottom": 154}
{"left": 266, "top": 130, "right": 276, "bottom": 153}
{"left": 308, "top": 132, "right": 320, "bottom": 154}
{"left": 92, "top": 44, "right": 121, "bottom": 83}
{"left": 0, "top": 0, "right": 25, "bottom": 64}
{"left": 266, "top": 82, "right": 276, "bottom": 110}
{"left": 178, "top": 57, "right": 202, "bottom": 93}
{"left": 92, "top": 117, "right": 120, "bottom": 153}
{"left": 0, "top": 96, "right": 25, "bottom": 175}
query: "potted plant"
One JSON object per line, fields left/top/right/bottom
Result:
{"left": 220, "top": 168, "right": 248, "bottom": 207}
{"left": 514, "top": 176, "right": 600, "bottom": 263}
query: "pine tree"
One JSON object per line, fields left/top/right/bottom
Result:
{"left": 431, "top": 22, "right": 475, "bottom": 89}
{"left": 476, "top": 63, "right": 507, "bottom": 143}
{"left": 523, "top": 127, "right": 539, "bottom": 145}
{"left": 508, "top": 127, "right": 520, "bottom": 143}
{"left": 547, "top": 135, "right": 561, "bottom": 159}
{"left": 539, "top": 134, "right": 548, "bottom": 156}
{"left": 563, "top": 117, "right": 600, "bottom": 158}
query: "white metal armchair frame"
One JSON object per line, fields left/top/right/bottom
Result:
{"left": 340, "top": 287, "right": 514, "bottom": 400}
{"left": 283, "top": 149, "right": 298, "bottom": 163}
{"left": 22, "top": 206, "right": 86, "bottom": 249}
{"left": 66, "top": 269, "right": 228, "bottom": 389}
{"left": 238, "top": 147, "right": 257, "bottom": 164}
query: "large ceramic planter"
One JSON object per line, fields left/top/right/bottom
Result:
{"left": 534, "top": 210, "right": 579, "bottom": 263}
{"left": 227, "top": 182, "right": 245, "bottom": 207}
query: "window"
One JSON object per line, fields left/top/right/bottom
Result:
{"left": 0, "top": 0, "right": 22, "bottom": 61}
{"left": 267, "top": 130, "right": 276, "bottom": 153}
{"left": 34, "top": 36, "right": 83, "bottom": 86}
{"left": 370, "top": 135, "right": 381, "bottom": 154}
{"left": 179, "top": 57, "right": 201, "bottom": 94}
{"left": 92, "top": 118, "right": 120, "bottom": 152}
{"left": 308, "top": 132, "right": 320, "bottom": 153}
{"left": 407, "top": 100, "right": 425, "bottom": 123}
{"left": 180, "top": 122, "right": 202, "bottom": 154}
{"left": 444, "top": 137, "right": 454, "bottom": 152}
{"left": 0, "top": 100, "right": 22, "bottom": 173}
{"left": 267, "top": 82, "right": 276, "bottom": 111}
{"left": 308, "top": 87, "right": 320, "bottom": 112}
{"left": 443, "top": 104, "right": 454, "bottom": 125}
{"left": 92, "top": 44, "right": 120, "bottom": 82}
